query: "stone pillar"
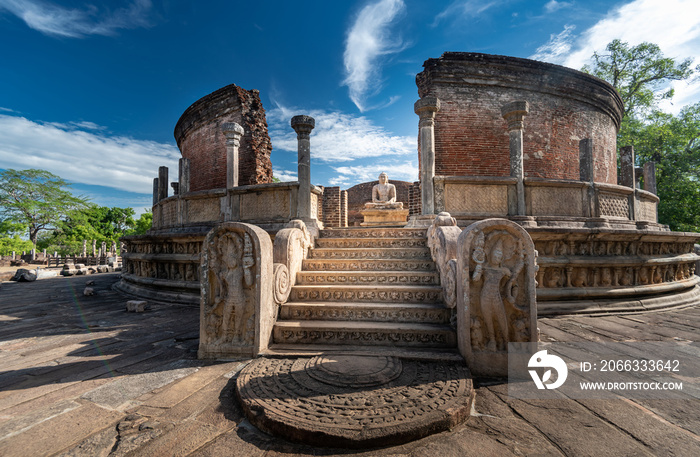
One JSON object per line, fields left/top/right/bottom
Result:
{"left": 414, "top": 96, "right": 440, "bottom": 215}
{"left": 158, "top": 166, "right": 168, "bottom": 201}
{"left": 152, "top": 177, "right": 159, "bottom": 206}
{"left": 42, "top": 248, "right": 46, "bottom": 258}
{"left": 171, "top": 182, "right": 179, "bottom": 195}
{"left": 92, "top": 240, "right": 97, "bottom": 257}
{"left": 222, "top": 122, "right": 244, "bottom": 188}
{"left": 178, "top": 158, "right": 190, "bottom": 194}
{"left": 291, "top": 115, "right": 315, "bottom": 220}
{"left": 620, "top": 146, "right": 635, "bottom": 188}
{"left": 31, "top": 248, "right": 36, "bottom": 261}
{"left": 579, "top": 139, "right": 594, "bottom": 182}
{"left": 82, "top": 240, "right": 87, "bottom": 257}
{"left": 341, "top": 190, "right": 348, "bottom": 228}
{"left": 12, "top": 251, "right": 15, "bottom": 261}
{"left": 643, "top": 162, "right": 657, "bottom": 195}
{"left": 501, "top": 101, "right": 529, "bottom": 216}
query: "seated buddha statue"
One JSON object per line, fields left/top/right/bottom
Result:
{"left": 364, "top": 172, "right": 403, "bottom": 209}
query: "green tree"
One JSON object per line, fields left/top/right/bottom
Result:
{"left": 584, "top": 40, "right": 700, "bottom": 232}
{"left": 0, "top": 169, "right": 89, "bottom": 247}
{"left": 583, "top": 39, "right": 695, "bottom": 119}
{"left": 127, "top": 210, "right": 153, "bottom": 235}
{"left": 0, "top": 219, "right": 33, "bottom": 256}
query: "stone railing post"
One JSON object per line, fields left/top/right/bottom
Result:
{"left": 291, "top": 115, "right": 315, "bottom": 220}
{"left": 501, "top": 101, "right": 529, "bottom": 216}
{"left": 178, "top": 158, "right": 190, "bottom": 194}
{"left": 620, "top": 145, "right": 636, "bottom": 219}
{"left": 152, "top": 177, "right": 159, "bottom": 206}
{"left": 222, "top": 122, "right": 244, "bottom": 188}
{"left": 643, "top": 162, "right": 657, "bottom": 195}
{"left": 414, "top": 96, "right": 440, "bottom": 215}
{"left": 158, "top": 166, "right": 168, "bottom": 202}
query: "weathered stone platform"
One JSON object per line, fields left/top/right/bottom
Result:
{"left": 236, "top": 355, "right": 474, "bottom": 448}
{"left": 1, "top": 273, "right": 699, "bottom": 456}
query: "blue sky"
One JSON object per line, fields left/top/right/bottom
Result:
{"left": 1, "top": 0, "right": 699, "bottom": 215}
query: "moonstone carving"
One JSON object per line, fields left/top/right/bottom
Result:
{"left": 456, "top": 218, "right": 538, "bottom": 376}
{"left": 199, "top": 222, "right": 274, "bottom": 358}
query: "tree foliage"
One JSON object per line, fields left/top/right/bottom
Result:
{"left": 583, "top": 39, "right": 695, "bottom": 119}
{"left": 0, "top": 169, "right": 89, "bottom": 246}
{"left": 584, "top": 40, "right": 700, "bottom": 232}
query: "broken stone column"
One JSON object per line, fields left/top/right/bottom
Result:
{"left": 341, "top": 190, "right": 348, "bottom": 228}
{"left": 178, "top": 158, "right": 190, "bottom": 195}
{"left": 501, "top": 101, "right": 530, "bottom": 216}
{"left": 291, "top": 115, "right": 315, "bottom": 221}
{"left": 152, "top": 177, "right": 159, "bottom": 206}
{"left": 222, "top": 122, "right": 244, "bottom": 188}
{"left": 643, "top": 162, "right": 657, "bottom": 195}
{"left": 158, "top": 166, "right": 169, "bottom": 201}
{"left": 92, "top": 240, "right": 97, "bottom": 257}
{"left": 82, "top": 240, "right": 87, "bottom": 257}
{"left": 620, "top": 146, "right": 635, "bottom": 188}
{"left": 171, "top": 182, "right": 179, "bottom": 195}
{"left": 414, "top": 96, "right": 440, "bottom": 215}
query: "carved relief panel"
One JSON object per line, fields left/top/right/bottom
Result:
{"left": 199, "top": 222, "right": 274, "bottom": 359}
{"left": 456, "top": 219, "right": 537, "bottom": 376}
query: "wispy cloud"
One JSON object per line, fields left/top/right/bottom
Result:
{"left": 0, "top": 113, "right": 180, "bottom": 194}
{"left": 343, "top": 0, "right": 407, "bottom": 112}
{"left": 544, "top": 0, "right": 572, "bottom": 14}
{"left": 432, "top": 0, "right": 502, "bottom": 27}
{"left": 266, "top": 104, "right": 414, "bottom": 163}
{"left": 530, "top": 0, "right": 700, "bottom": 113}
{"left": 0, "top": 0, "right": 152, "bottom": 38}
{"left": 272, "top": 167, "right": 298, "bottom": 182}
{"left": 329, "top": 162, "right": 418, "bottom": 187}
{"left": 530, "top": 24, "right": 576, "bottom": 63}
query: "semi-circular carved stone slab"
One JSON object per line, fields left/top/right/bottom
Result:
{"left": 236, "top": 355, "right": 475, "bottom": 448}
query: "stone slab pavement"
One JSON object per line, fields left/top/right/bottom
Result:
{"left": 0, "top": 273, "right": 698, "bottom": 456}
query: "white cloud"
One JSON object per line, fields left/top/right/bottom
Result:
{"left": 272, "top": 167, "right": 297, "bottom": 182}
{"left": 0, "top": 114, "right": 180, "bottom": 194}
{"left": 530, "top": 24, "right": 576, "bottom": 63}
{"left": 544, "top": 1, "right": 572, "bottom": 14}
{"left": 0, "top": 0, "right": 152, "bottom": 38}
{"left": 531, "top": 0, "right": 700, "bottom": 113}
{"left": 432, "top": 0, "right": 501, "bottom": 27}
{"left": 266, "top": 104, "right": 415, "bottom": 163}
{"left": 343, "top": 0, "right": 406, "bottom": 112}
{"left": 331, "top": 162, "right": 418, "bottom": 187}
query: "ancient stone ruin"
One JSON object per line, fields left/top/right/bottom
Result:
{"left": 116, "top": 52, "right": 700, "bottom": 447}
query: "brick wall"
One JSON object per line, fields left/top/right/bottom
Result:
{"left": 174, "top": 84, "right": 273, "bottom": 192}
{"left": 408, "top": 182, "right": 421, "bottom": 216}
{"left": 322, "top": 186, "right": 341, "bottom": 227}
{"left": 416, "top": 53, "right": 623, "bottom": 185}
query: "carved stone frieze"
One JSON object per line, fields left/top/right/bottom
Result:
{"left": 310, "top": 248, "right": 430, "bottom": 260}
{"left": 299, "top": 273, "right": 437, "bottom": 285}
{"left": 275, "top": 328, "right": 453, "bottom": 347}
{"left": 302, "top": 260, "right": 436, "bottom": 271}
{"left": 320, "top": 229, "right": 426, "bottom": 239}
{"left": 318, "top": 238, "right": 427, "bottom": 248}
{"left": 291, "top": 288, "right": 442, "bottom": 303}
{"left": 533, "top": 238, "right": 695, "bottom": 258}
{"left": 285, "top": 306, "right": 449, "bottom": 324}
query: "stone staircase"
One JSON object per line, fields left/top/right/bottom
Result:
{"left": 269, "top": 227, "right": 458, "bottom": 357}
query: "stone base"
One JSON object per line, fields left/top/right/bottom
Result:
{"left": 236, "top": 355, "right": 474, "bottom": 448}
{"left": 360, "top": 208, "right": 409, "bottom": 226}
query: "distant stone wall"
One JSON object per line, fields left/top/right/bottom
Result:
{"left": 346, "top": 180, "right": 411, "bottom": 226}
{"left": 174, "top": 84, "right": 273, "bottom": 192}
{"left": 416, "top": 53, "right": 623, "bottom": 185}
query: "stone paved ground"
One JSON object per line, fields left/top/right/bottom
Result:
{"left": 0, "top": 273, "right": 699, "bottom": 456}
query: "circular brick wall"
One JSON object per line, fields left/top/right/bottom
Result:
{"left": 174, "top": 84, "right": 273, "bottom": 192}
{"left": 417, "top": 53, "right": 623, "bottom": 185}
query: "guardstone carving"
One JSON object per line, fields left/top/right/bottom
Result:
{"left": 199, "top": 222, "right": 274, "bottom": 358}
{"left": 427, "top": 212, "right": 461, "bottom": 308}
{"left": 272, "top": 219, "right": 312, "bottom": 304}
{"left": 456, "top": 218, "right": 537, "bottom": 376}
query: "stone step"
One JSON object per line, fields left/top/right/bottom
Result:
{"left": 295, "top": 270, "right": 439, "bottom": 286}
{"left": 290, "top": 285, "right": 443, "bottom": 303}
{"left": 273, "top": 320, "right": 456, "bottom": 348}
{"left": 308, "top": 247, "right": 431, "bottom": 260}
{"left": 262, "top": 344, "right": 464, "bottom": 362}
{"left": 320, "top": 227, "right": 427, "bottom": 239}
{"left": 302, "top": 258, "right": 436, "bottom": 272}
{"left": 280, "top": 302, "right": 451, "bottom": 324}
{"left": 315, "top": 237, "right": 427, "bottom": 249}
